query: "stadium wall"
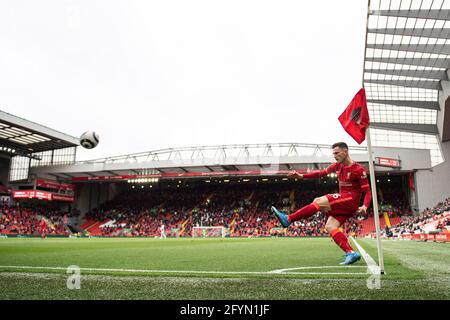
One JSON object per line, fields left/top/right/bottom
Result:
{"left": 414, "top": 73, "right": 450, "bottom": 211}
{"left": 74, "top": 183, "right": 118, "bottom": 219}
{"left": 372, "top": 147, "right": 430, "bottom": 171}
{"left": 416, "top": 142, "right": 450, "bottom": 211}
{"left": 373, "top": 147, "right": 431, "bottom": 212}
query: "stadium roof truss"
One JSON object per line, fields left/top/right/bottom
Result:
{"left": 364, "top": 0, "right": 450, "bottom": 166}
{"left": 30, "top": 143, "right": 369, "bottom": 180}
{"left": 0, "top": 110, "right": 79, "bottom": 157}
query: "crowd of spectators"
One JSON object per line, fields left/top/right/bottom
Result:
{"left": 83, "top": 183, "right": 392, "bottom": 237}
{"left": 0, "top": 205, "right": 70, "bottom": 235}
{"left": 5, "top": 183, "right": 443, "bottom": 239}
{"left": 389, "top": 197, "right": 450, "bottom": 235}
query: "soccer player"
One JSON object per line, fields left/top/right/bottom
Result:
{"left": 39, "top": 217, "right": 47, "bottom": 239}
{"left": 159, "top": 223, "right": 167, "bottom": 239}
{"left": 271, "top": 142, "right": 372, "bottom": 265}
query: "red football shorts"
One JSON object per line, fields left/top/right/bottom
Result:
{"left": 324, "top": 193, "right": 359, "bottom": 224}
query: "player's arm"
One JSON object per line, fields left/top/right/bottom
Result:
{"left": 357, "top": 169, "right": 372, "bottom": 214}
{"left": 288, "top": 163, "right": 337, "bottom": 180}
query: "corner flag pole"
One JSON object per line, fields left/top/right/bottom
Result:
{"left": 362, "top": 0, "right": 385, "bottom": 274}
{"left": 365, "top": 127, "right": 385, "bottom": 274}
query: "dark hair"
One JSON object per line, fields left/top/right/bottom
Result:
{"left": 332, "top": 142, "right": 348, "bottom": 150}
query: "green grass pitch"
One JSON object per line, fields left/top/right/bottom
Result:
{"left": 0, "top": 237, "right": 449, "bottom": 299}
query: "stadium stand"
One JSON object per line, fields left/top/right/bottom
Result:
{"left": 79, "top": 183, "right": 413, "bottom": 238}
{"left": 0, "top": 205, "right": 71, "bottom": 236}
{"left": 392, "top": 197, "right": 450, "bottom": 236}
{"left": 4, "top": 184, "right": 447, "bottom": 240}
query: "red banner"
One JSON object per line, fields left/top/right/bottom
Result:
{"left": 12, "top": 190, "right": 73, "bottom": 202}
{"left": 400, "top": 233, "right": 412, "bottom": 240}
{"left": 375, "top": 157, "right": 401, "bottom": 168}
{"left": 12, "top": 191, "right": 33, "bottom": 199}
{"left": 13, "top": 191, "right": 52, "bottom": 200}
{"left": 52, "top": 194, "right": 75, "bottom": 202}
{"left": 36, "top": 179, "right": 75, "bottom": 191}
{"left": 400, "top": 233, "right": 449, "bottom": 242}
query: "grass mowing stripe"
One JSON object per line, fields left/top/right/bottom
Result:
{"left": 1, "top": 272, "right": 446, "bottom": 300}
{"left": 1, "top": 237, "right": 446, "bottom": 299}
{"left": 0, "top": 265, "right": 367, "bottom": 276}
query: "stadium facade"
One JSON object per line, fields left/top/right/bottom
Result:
{"left": 364, "top": 0, "right": 450, "bottom": 209}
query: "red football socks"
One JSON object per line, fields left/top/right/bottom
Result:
{"left": 330, "top": 229, "right": 353, "bottom": 253}
{"left": 287, "top": 202, "right": 321, "bottom": 223}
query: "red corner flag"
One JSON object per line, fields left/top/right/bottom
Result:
{"left": 338, "top": 88, "right": 370, "bottom": 144}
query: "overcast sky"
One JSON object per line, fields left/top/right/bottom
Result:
{"left": 0, "top": 0, "right": 367, "bottom": 161}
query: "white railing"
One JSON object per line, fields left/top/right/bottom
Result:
{"left": 75, "top": 143, "right": 368, "bottom": 166}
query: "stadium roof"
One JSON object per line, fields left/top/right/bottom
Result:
{"left": 363, "top": 0, "right": 449, "bottom": 166}
{"left": 0, "top": 110, "right": 80, "bottom": 157}
{"left": 29, "top": 143, "right": 370, "bottom": 181}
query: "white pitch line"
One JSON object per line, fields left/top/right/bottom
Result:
{"left": 0, "top": 265, "right": 366, "bottom": 276}
{"left": 350, "top": 237, "right": 381, "bottom": 275}
{"left": 282, "top": 272, "right": 366, "bottom": 275}
{"left": 269, "top": 265, "right": 366, "bottom": 274}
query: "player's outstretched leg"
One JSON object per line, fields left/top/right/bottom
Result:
{"left": 288, "top": 202, "right": 321, "bottom": 222}
{"left": 271, "top": 202, "right": 321, "bottom": 228}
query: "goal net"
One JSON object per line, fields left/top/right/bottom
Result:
{"left": 192, "top": 226, "right": 227, "bottom": 238}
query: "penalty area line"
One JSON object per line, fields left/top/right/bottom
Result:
{"left": 0, "top": 265, "right": 366, "bottom": 276}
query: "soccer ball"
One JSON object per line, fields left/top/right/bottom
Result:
{"left": 79, "top": 130, "right": 100, "bottom": 149}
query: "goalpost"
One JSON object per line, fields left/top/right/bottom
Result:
{"left": 192, "top": 226, "right": 227, "bottom": 238}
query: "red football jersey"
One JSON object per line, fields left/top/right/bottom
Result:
{"left": 303, "top": 162, "right": 372, "bottom": 211}
{"left": 303, "top": 161, "right": 371, "bottom": 207}
{"left": 325, "top": 161, "right": 370, "bottom": 197}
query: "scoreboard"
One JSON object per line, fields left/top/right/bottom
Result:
{"left": 375, "top": 157, "right": 401, "bottom": 168}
